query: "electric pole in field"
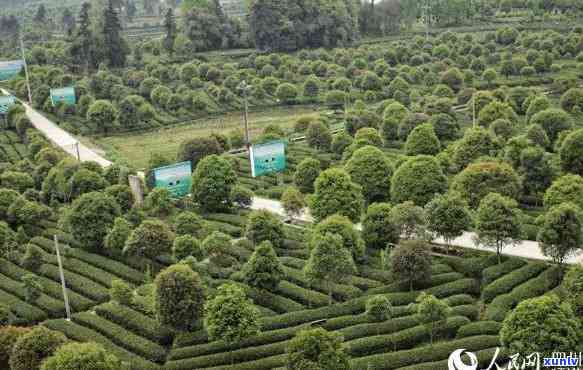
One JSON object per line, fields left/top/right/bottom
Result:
{"left": 472, "top": 91, "right": 477, "bottom": 128}
{"left": 19, "top": 36, "right": 33, "bottom": 106}
{"left": 54, "top": 235, "right": 71, "bottom": 321}
{"left": 237, "top": 80, "right": 251, "bottom": 149}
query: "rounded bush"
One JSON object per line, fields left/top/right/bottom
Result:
{"left": 9, "top": 326, "right": 67, "bottom": 370}
{"left": 390, "top": 155, "right": 447, "bottom": 206}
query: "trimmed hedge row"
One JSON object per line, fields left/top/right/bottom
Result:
{"left": 278, "top": 256, "right": 305, "bottom": 270}
{"left": 441, "top": 255, "right": 500, "bottom": 278}
{"left": 38, "top": 263, "right": 109, "bottom": 302}
{"left": 481, "top": 263, "right": 547, "bottom": 303}
{"left": 32, "top": 243, "right": 119, "bottom": 288}
{"left": 351, "top": 335, "right": 500, "bottom": 369}
{"left": 366, "top": 272, "right": 465, "bottom": 295}
{"left": 42, "top": 229, "right": 82, "bottom": 248}
{"left": 484, "top": 266, "right": 562, "bottom": 322}
{"left": 169, "top": 325, "right": 307, "bottom": 361}
{"left": 358, "top": 266, "right": 392, "bottom": 283}
{"left": 43, "top": 319, "right": 161, "bottom": 370}
{"left": 399, "top": 347, "right": 511, "bottom": 370}
{"left": 482, "top": 257, "right": 527, "bottom": 285}
{"left": 456, "top": 321, "right": 502, "bottom": 338}
{"left": 275, "top": 280, "right": 330, "bottom": 307}
{"left": 206, "top": 220, "right": 242, "bottom": 237}
{"left": 94, "top": 302, "right": 174, "bottom": 345}
{"left": 72, "top": 312, "right": 167, "bottom": 363}
{"left": 246, "top": 285, "right": 305, "bottom": 313}
{"left": 204, "top": 213, "right": 248, "bottom": 227}
{"left": 0, "top": 272, "right": 64, "bottom": 317}
{"left": 31, "top": 236, "right": 144, "bottom": 285}
{"left": 0, "top": 287, "right": 47, "bottom": 322}
{"left": 0, "top": 258, "right": 94, "bottom": 311}
{"left": 282, "top": 266, "right": 362, "bottom": 301}
{"left": 346, "top": 316, "right": 470, "bottom": 357}
{"left": 177, "top": 354, "right": 287, "bottom": 370}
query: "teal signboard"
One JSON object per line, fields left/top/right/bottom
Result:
{"left": 0, "top": 96, "right": 16, "bottom": 114}
{"left": 0, "top": 60, "right": 23, "bottom": 81}
{"left": 153, "top": 161, "right": 192, "bottom": 198}
{"left": 50, "top": 87, "right": 76, "bottom": 107}
{"left": 250, "top": 140, "right": 286, "bottom": 177}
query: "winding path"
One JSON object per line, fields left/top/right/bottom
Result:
{"left": 6, "top": 90, "right": 582, "bottom": 264}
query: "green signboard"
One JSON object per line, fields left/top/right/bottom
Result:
{"left": 250, "top": 140, "right": 286, "bottom": 177}
{"left": 0, "top": 60, "right": 24, "bottom": 81}
{"left": 0, "top": 96, "right": 16, "bottom": 114}
{"left": 153, "top": 161, "right": 192, "bottom": 198}
{"left": 50, "top": 87, "right": 76, "bottom": 107}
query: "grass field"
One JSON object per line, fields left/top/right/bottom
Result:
{"left": 89, "top": 106, "right": 321, "bottom": 169}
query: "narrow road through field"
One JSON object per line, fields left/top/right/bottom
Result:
{"left": 7, "top": 93, "right": 582, "bottom": 265}
{"left": 1, "top": 88, "right": 112, "bottom": 167}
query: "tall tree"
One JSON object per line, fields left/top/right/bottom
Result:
{"left": 474, "top": 192, "right": 522, "bottom": 264}
{"left": 34, "top": 4, "right": 47, "bottom": 24}
{"left": 416, "top": 293, "right": 451, "bottom": 346}
{"left": 390, "top": 240, "right": 432, "bottom": 291}
{"left": 241, "top": 241, "right": 284, "bottom": 291}
{"left": 537, "top": 203, "right": 582, "bottom": 266}
{"left": 103, "top": 0, "right": 128, "bottom": 68}
{"left": 425, "top": 192, "right": 472, "bottom": 252}
{"left": 62, "top": 9, "right": 76, "bottom": 36}
{"left": 163, "top": 8, "right": 176, "bottom": 55}
{"left": 286, "top": 328, "right": 351, "bottom": 370}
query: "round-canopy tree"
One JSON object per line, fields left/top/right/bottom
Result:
{"left": 309, "top": 168, "right": 363, "bottom": 223}
{"left": 390, "top": 155, "right": 447, "bottom": 206}
{"left": 477, "top": 101, "right": 517, "bottom": 128}
{"left": 177, "top": 136, "right": 223, "bottom": 170}
{"left": 452, "top": 161, "right": 521, "bottom": 208}
{"left": 245, "top": 209, "right": 285, "bottom": 248}
{"left": 345, "top": 146, "right": 392, "bottom": 204}
{"left": 559, "top": 128, "right": 583, "bottom": 176}
{"left": 285, "top": 328, "right": 350, "bottom": 370}
{"left": 9, "top": 326, "right": 67, "bottom": 370}
{"left": 241, "top": 241, "right": 284, "bottom": 291}
{"left": 530, "top": 108, "right": 572, "bottom": 144}
{"left": 404, "top": 123, "right": 441, "bottom": 156}
{"left": 362, "top": 203, "right": 400, "bottom": 250}
{"left": 543, "top": 174, "right": 583, "bottom": 211}
{"left": 311, "top": 214, "right": 365, "bottom": 260}
{"left": 62, "top": 192, "right": 120, "bottom": 251}
{"left": 154, "top": 264, "right": 205, "bottom": 331}
{"left": 537, "top": 202, "right": 582, "bottom": 265}
{"left": 425, "top": 192, "right": 471, "bottom": 250}
{"left": 40, "top": 342, "right": 121, "bottom": 370}
{"left": 500, "top": 295, "right": 581, "bottom": 359}
{"left": 191, "top": 155, "right": 237, "bottom": 212}
{"left": 123, "top": 219, "right": 174, "bottom": 260}
{"left": 293, "top": 157, "right": 321, "bottom": 193}
{"left": 390, "top": 240, "right": 432, "bottom": 291}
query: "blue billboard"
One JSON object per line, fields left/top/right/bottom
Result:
{"left": 153, "top": 161, "right": 192, "bottom": 198}
{"left": 0, "top": 60, "right": 24, "bottom": 81}
{"left": 250, "top": 140, "right": 286, "bottom": 177}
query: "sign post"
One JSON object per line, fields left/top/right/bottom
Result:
{"left": 250, "top": 140, "right": 286, "bottom": 178}
{"left": 153, "top": 161, "right": 192, "bottom": 198}
{"left": 0, "top": 60, "right": 24, "bottom": 81}
{"left": 0, "top": 95, "right": 16, "bottom": 114}
{"left": 50, "top": 86, "right": 76, "bottom": 107}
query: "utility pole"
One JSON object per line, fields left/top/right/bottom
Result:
{"left": 472, "top": 92, "right": 477, "bottom": 128}
{"left": 20, "top": 36, "right": 33, "bottom": 106}
{"left": 422, "top": 3, "right": 430, "bottom": 40}
{"left": 238, "top": 80, "right": 251, "bottom": 149}
{"left": 74, "top": 141, "right": 80, "bottom": 161}
{"left": 54, "top": 235, "right": 71, "bottom": 321}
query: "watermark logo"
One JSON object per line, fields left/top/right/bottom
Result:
{"left": 448, "top": 349, "right": 583, "bottom": 370}
{"left": 448, "top": 349, "right": 479, "bottom": 370}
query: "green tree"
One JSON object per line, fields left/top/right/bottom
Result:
{"left": 482, "top": 68, "right": 498, "bottom": 87}
{"left": 191, "top": 155, "right": 237, "bottom": 212}
{"left": 245, "top": 210, "right": 285, "bottom": 248}
{"left": 537, "top": 203, "right": 582, "bottom": 266}
{"left": 0, "top": 171, "right": 34, "bottom": 193}
{"left": 123, "top": 219, "right": 174, "bottom": 260}
{"left": 390, "top": 201, "right": 427, "bottom": 240}
{"left": 22, "top": 274, "right": 43, "bottom": 303}
{"left": 230, "top": 185, "right": 254, "bottom": 209}
{"left": 452, "top": 161, "right": 522, "bottom": 208}
{"left": 474, "top": 192, "right": 522, "bottom": 263}
{"left": 477, "top": 101, "right": 517, "bottom": 128}
{"left": 0, "top": 326, "right": 31, "bottom": 368}
{"left": 416, "top": 292, "right": 451, "bottom": 345}
{"left": 530, "top": 108, "right": 572, "bottom": 144}
{"left": 143, "top": 188, "right": 174, "bottom": 217}
{"left": 306, "top": 121, "right": 332, "bottom": 151}
{"left": 177, "top": 136, "right": 223, "bottom": 169}
{"left": 309, "top": 168, "right": 364, "bottom": 223}
{"left": 559, "top": 128, "right": 583, "bottom": 176}
{"left": 162, "top": 8, "right": 176, "bottom": 55}
{"left": 362, "top": 203, "right": 400, "bottom": 249}
{"left": 9, "top": 326, "right": 67, "bottom": 370}
{"left": 285, "top": 328, "right": 350, "bottom": 370}
{"left": 103, "top": 0, "right": 128, "bottom": 67}
{"left": 104, "top": 184, "right": 134, "bottom": 211}
{"left": 154, "top": 264, "right": 205, "bottom": 331}
{"left": 0, "top": 188, "right": 19, "bottom": 219}
{"left": 87, "top": 100, "right": 117, "bottom": 134}
{"left": 519, "top": 146, "right": 554, "bottom": 198}
{"left": 440, "top": 67, "right": 464, "bottom": 92}
{"left": 391, "top": 155, "right": 447, "bottom": 206}
{"left": 174, "top": 211, "right": 206, "bottom": 238}
{"left": 104, "top": 217, "right": 132, "bottom": 252}
{"left": 305, "top": 233, "right": 357, "bottom": 304}
{"left": 311, "top": 214, "right": 365, "bottom": 260}
{"left": 62, "top": 192, "right": 120, "bottom": 251}
{"left": 390, "top": 240, "right": 432, "bottom": 291}
{"left": 345, "top": 146, "right": 392, "bottom": 204}
{"left": 109, "top": 278, "right": 133, "bottom": 305}
{"left": 204, "top": 283, "right": 260, "bottom": 345}
{"left": 40, "top": 342, "right": 121, "bottom": 370}
{"left": 500, "top": 295, "right": 581, "bottom": 359}
{"left": 276, "top": 83, "right": 298, "bottom": 104}
{"left": 543, "top": 174, "right": 583, "bottom": 211}
{"left": 366, "top": 295, "right": 393, "bottom": 322}
{"left": 563, "top": 265, "right": 583, "bottom": 316}
{"left": 560, "top": 88, "right": 583, "bottom": 114}
{"left": 425, "top": 193, "right": 471, "bottom": 251}
{"left": 241, "top": 241, "right": 284, "bottom": 291}
{"left": 0, "top": 221, "right": 16, "bottom": 259}
{"left": 202, "top": 231, "right": 232, "bottom": 261}
{"left": 281, "top": 186, "right": 306, "bottom": 220}
{"left": 173, "top": 235, "right": 202, "bottom": 261}
{"left": 21, "top": 244, "right": 43, "bottom": 272}
{"left": 404, "top": 123, "right": 441, "bottom": 156}
{"left": 294, "top": 158, "right": 321, "bottom": 193}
